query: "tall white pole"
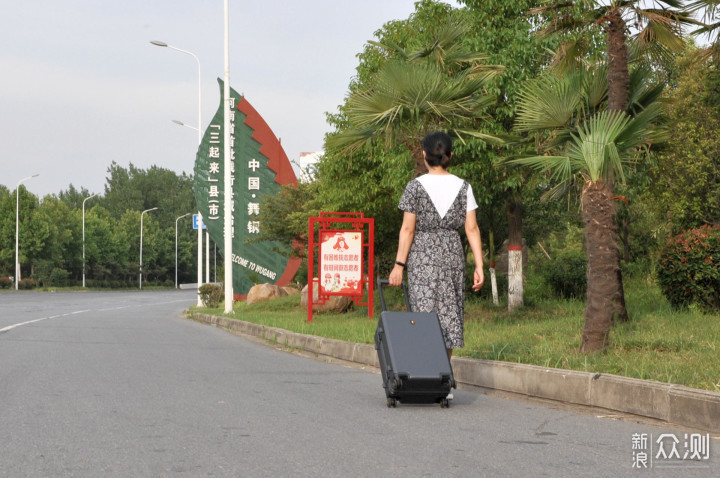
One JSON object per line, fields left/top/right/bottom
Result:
{"left": 175, "top": 213, "right": 191, "bottom": 289}
{"left": 206, "top": 231, "right": 210, "bottom": 283}
{"left": 192, "top": 45, "right": 204, "bottom": 307}
{"left": 150, "top": 40, "right": 204, "bottom": 306}
{"left": 82, "top": 193, "right": 98, "bottom": 288}
{"left": 139, "top": 207, "right": 158, "bottom": 289}
{"left": 223, "top": 0, "right": 233, "bottom": 313}
{"left": 14, "top": 174, "right": 39, "bottom": 290}
{"left": 197, "top": 213, "right": 203, "bottom": 304}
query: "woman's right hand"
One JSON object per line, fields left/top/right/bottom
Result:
{"left": 472, "top": 266, "right": 485, "bottom": 291}
{"left": 388, "top": 264, "right": 404, "bottom": 287}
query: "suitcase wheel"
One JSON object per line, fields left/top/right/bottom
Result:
{"left": 440, "top": 398, "right": 450, "bottom": 408}
{"left": 387, "top": 397, "right": 398, "bottom": 408}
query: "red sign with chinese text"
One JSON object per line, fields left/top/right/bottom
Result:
{"left": 307, "top": 212, "right": 374, "bottom": 322}
{"left": 319, "top": 231, "right": 363, "bottom": 296}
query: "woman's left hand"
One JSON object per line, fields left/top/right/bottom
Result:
{"left": 388, "top": 264, "right": 404, "bottom": 287}
{"left": 472, "top": 266, "right": 485, "bottom": 292}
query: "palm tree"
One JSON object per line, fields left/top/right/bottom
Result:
{"left": 326, "top": 22, "right": 507, "bottom": 177}
{"left": 529, "top": 0, "right": 693, "bottom": 321}
{"left": 531, "top": 1, "right": 692, "bottom": 110}
{"left": 512, "top": 67, "right": 665, "bottom": 352}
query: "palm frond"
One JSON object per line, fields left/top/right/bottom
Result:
{"left": 686, "top": 1, "right": 720, "bottom": 14}
{"left": 367, "top": 40, "right": 409, "bottom": 60}
{"left": 634, "top": 10, "right": 687, "bottom": 54}
{"left": 656, "top": 0, "right": 686, "bottom": 9}
{"left": 564, "top": 111, "right": 630, "bottom": 182}
{"left": 582, "top": 66, "right": 609, "bottom": 110}
{"left": 626, "top": 67, "right": 665, "bottom": 114}
{"left": 547, "top": 39, "right": 590, "bottom": 75}
{"left": 324, "top": 127, "right": 378, "bottom": 154}
{"left": 508, "top": 154, "right": 578, "bottom": 184}
{"left": 514, "top": 73, "right": 585, "bottom": 131}
{"left": 614, "top": 101, "right": 665, "bottom": 149}
{"left": 334, "top": 45, "right": 502, "bottom": 153}
{"left": 453, "top": 129, "right": 521, "bottom": 147}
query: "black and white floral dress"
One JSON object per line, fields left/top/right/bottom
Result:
{"left": 398, "top": 178, "right": 470, "bottom": 349}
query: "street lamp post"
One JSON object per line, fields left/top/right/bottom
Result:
{"left": 175, "top": 213, "right": 191, "bottom": 289}
{"left": 223, "top": 0, "right": 233, "bottom": 313}
{"left": 82, "top": 193, "right": 98, "bottom": 288}
{"left": 139, "top": 207, "right": 158, "bottom": 289}
{"left": 151, "top": 40, "right": 204, "bottom": 307}
{"left": 15, "top": 174, "right": 39, "bottom": 290}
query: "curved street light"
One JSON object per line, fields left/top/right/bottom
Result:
{"left": 82, "top": 193, "right": 98, "bottom": 288}
{"left": 151, "top": 39, "right": 204, "bottom": 306}
{"left": 175, "top": 213, "right": 191, "bottom": 289}
{"left": 172, "top": 119, "right": 199, "bottom": 131}
{"left": 139, "top": 207, "right": 158, "bottom": 289}
{"left": 150, "top": 42, "right": 202, "bottom": 145}
{"left": 15, "top": 174, "right": 39, "bottom": 290}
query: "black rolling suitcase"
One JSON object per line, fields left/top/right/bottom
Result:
{"left": 375, "top": 279, "right": 455, "bottom": 408}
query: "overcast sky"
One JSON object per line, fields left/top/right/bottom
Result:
{"left": 0, "top": 0, "right": 461, "bottom": 198}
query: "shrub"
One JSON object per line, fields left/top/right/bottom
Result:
{"left": 540, "top": 250, "right": 587, "bottom": 299}
{"left": 49, "top": 268, "right": 70, "bottom": 287}
{"left": 18, "top": 278, "right": 37, "bottom": 290}
{"left": 199, "top": 283, "right": 223, "bottom": 308}
{"left": 657, "top": 225, "right": 720, "bottom": 311}
{"left": 0, "top": 276, "right": 11, "bottom": 289}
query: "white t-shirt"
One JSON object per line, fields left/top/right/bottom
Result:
{"left": 415, "top": 174, "right": 478, "bottom": 219}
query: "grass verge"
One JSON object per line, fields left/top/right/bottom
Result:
{"left": 196, "top": 277, "right": 720, "bottom": 393}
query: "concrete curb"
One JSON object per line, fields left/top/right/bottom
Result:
{"left": 190, "top": 312, "right": 720, "bottom": 433}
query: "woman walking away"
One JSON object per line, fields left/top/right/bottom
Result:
{"left": 388, "top": 131, "right": 484, "bottom": 365}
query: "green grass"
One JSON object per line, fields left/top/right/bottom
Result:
{"left": 197, "top": 277, "right": 720, "bottom": 393}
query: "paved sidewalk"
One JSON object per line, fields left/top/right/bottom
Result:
{"left": 189, "top": 312, "right": 720, "bottom": 433}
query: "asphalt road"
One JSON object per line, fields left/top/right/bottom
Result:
{"left": 0, "top": 290, "right": 717, "bottom": 477}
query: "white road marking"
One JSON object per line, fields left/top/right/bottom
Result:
{"left": 0, "top": 309, "right": 90, "bottom": 333}
{"left": 1, "top": 298, "right": 192, "bottom": 334}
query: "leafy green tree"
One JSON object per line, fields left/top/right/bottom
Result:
{"left": 320, "top": 2, "right": 494, "bottom": 272}
{"left": 457, "top": 0, "right": 561, "bottom": 310}
{"left": 58, "top": 184, "right": 95, "bottom": 210}
{"left": 11, "top": 187, "right": 48, "bottom": 281}
{"left": 650, "top": 48, "right": 720, "bottom": 232}
{"left": 0, "top": 186, "right": 16, "bottom": 276}
{"left": 512, "top": 67, "right": 665, "bottom": 352}
{"left": 33, "top": 196, "right": 79, "bottom": 284}
{"left": 101, "top": 161, "right": 197, "bottom": 285}
{"left": 102, "top": 162, "right": 144, "bottom": 218}
{"left": 83, "top": 206, "right": 118, "bottom": 282}
{"left": 323, "top": 2, "right": 523, "bottom": 280}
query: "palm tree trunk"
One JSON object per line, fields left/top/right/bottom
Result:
{"left": 581, "top": 180, "right": 618, "bottom": 353}
{"left": 604, "top": 10, "right": 631, "bottom": 323}
{"left": 606, "top": 10, "right": 630, "bottom": 112}
{"left": 407, "top": 142, "right": 426, "bottom": 178}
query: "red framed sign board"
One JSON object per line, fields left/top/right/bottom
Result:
{"left": 307, "top": 212, "right": 374, "bottom": 322}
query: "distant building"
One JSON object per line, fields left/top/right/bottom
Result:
{"left": 297, "top": 151, "right": 323, "bottom": 183}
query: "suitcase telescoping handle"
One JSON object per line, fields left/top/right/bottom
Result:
{"left": 376, "top": 278, "right": 412, "bottom": 313}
